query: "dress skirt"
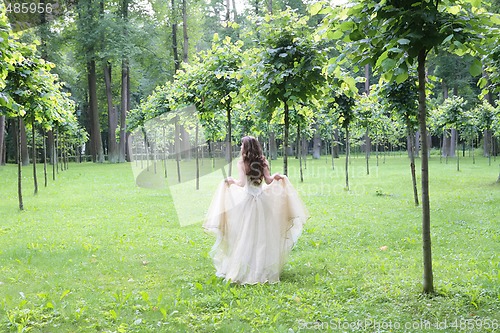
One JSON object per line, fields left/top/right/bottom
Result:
{"left": 203, "top": 176, "right": 308, "bottom": 284}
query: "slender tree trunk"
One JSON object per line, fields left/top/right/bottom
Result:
{"left": 32, "top": 123, "right": 38, "bottom": 195}
{"left": 88, "top": 60, "right": 104, "bottom": 163}
{"left": 20, "top": 118, "right": 29, "bottom": 166}
{"left": 52, "top": 130, "right": 56, "bottom": 180}
{"left": 313, "top": 124, "right": 321, "bottom": 159}
{"left": 345, "top": 127, "right": 350, "bottom": 191}
{"left": 119, "top": 0, "right": 130, "bottom": 163}
{"left": 43, "top": 130, "right": 48, "bottom": 187}
{"left": 171, "top": 0, "right": 180, "bottom": 73}
{"left": 231, "top": 0, "right": 238, "bottom": 21}
{"left": 119, "top": 58, "right": 129, "bottom": 162}
{"left": 182, "top": 0, "right": 188, "bottom": 63}
{"left": 365, "top": 129, "right": 370, "bottom": 175}
{"left": 0, "top": 115, "right": 5, "bottom": 165}
{"left": 409, "top": 133, "right": 419, "bottom": 206}
{"left": 418, "top": 48, "right": 434, "bottom": 294}
{"left": 269, "top": 132, "right": 277, "bottom": 160}
{"left": 196, "top": 122, "right": 200, "bottom": 190}
{"left": 17, "top": 117, "right": 24, "bottom": 210}
{"left": 163, "top": 127, "right": 168, "bottom": 178}
{"left": 331, "top": 132, "right": 335, "bottom": 170}
{"left": 226, "top": 104, "right": 232, "bottom": 176}
{"left": 283, "top": 102, "right": 289, "bottom": 176}
{"left": 175, "top": 117, "right": 181, "bottom": 183}
{"left": 298, "top": 123, "right": 303, "bottom": 182}
{"left": 104, "top": 61, "right": 119, "bottom": 163}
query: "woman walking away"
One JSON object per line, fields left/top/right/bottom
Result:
{"left": 204, "top": 136, "right": 308, "bottom": 284}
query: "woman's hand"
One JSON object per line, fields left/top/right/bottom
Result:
{"left": 273, "top": 173, "right": 284, "bottom": 181}
{"left": 225, "top": 177, "right": 236, "bottom": 186}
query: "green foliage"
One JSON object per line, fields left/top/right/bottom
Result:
{"left": 380, "top": 75, "right": 419, "bottom": 133}
{"left": 0, "top": 10, "right": 84, "bottom": 141}
{"left": 246, "top": 9, "right": 325, "bottom": 115}
{"left": 329, "top": 91, "right": 356, "bottom": 130}
{"left": 315, "top": 0, "right": 495, "bottom": 84}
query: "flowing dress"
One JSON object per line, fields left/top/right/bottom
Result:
{"left": 203, "top": 176, "right": 308, "bottom": 284}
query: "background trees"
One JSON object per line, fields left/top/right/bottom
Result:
{"left": 2, "top": 0, "right": 500, "bottom": 294}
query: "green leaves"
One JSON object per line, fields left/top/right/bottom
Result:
{"left": 469, "top": 58, "right": 483, "bottom": 77}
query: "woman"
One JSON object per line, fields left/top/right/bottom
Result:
{"left": 204, "top": 136, "right": 308, "bottom": 284}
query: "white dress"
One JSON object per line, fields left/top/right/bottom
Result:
{"left": 203, "top": 176, "right": 308, "bottom": 284}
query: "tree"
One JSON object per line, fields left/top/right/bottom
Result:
{"left": 76, "top": 0, "right": 104, "bottom": 163}
{"left": 435, "top": 96, "right": 468, "bottom": 171}
{"left": 316, "top": 0, "right": 493, "bottom": 294}
{"left": 194, "top": 34, "right": 244, "bottom": 176}
{"left": 381, "top": 77, "right": 420, "bottom": 205}
{"left": 246, "top": 9, "right": 325, "bottom": 175}
{"left": 1, "top": 16, "right": 85, "bottom": 209}
{"left": 330, "top": 89, "right": 356, "bottom": 190}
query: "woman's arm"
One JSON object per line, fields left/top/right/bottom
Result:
{"left": 263, "top": 159, "right": 284, "bottom": 184}
{"left": 225, "top": 160, "right": 246, "bottom": 187}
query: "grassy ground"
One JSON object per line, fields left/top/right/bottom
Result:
{"left": 0, "top": 153, "right": 499, "bottom": 332}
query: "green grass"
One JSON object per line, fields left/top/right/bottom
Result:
{"left": 0, "top": 153, "right": 499, "bottom": 332}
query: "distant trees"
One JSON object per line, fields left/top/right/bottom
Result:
{"left": 1, "top": 6, "right": 85, "bottom": 209}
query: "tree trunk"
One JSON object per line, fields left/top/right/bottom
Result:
{"left": 298, "top": 123, "right": 303, "bottom": 182}
{"left": 345, "top": 127, "right": 350, "bottom": 191}
{"left": 174, "top": 117, "right": 181, "bottom": 183}
{"left": 52, "top": 130, "right": 56, "bottom": 180}
{"left": 32, "top": 123, "right": 38, "bottom": 195}
{"left": 283, "top": 102, "right": 289, "bottom": 176}
{"left": 269, "top": 132, "right": 277, "bottom": 160}
{"left": 119, "top": 58, "right": 129, "bottom": 162}
{"left": 331, "top": 132, "right": 335, "bottom": 170}
{"left": 43, "top": 130, "right": 48, "bottom": 187}
{"left": 182, "top": 0, "right": 188, "bottom": 63}
{"left": 333, "top": 128, "right": 339, "bottom": 158}
{"left": 442, "top": 130, "right": 450, "bottom": 158}
{"left": 484, "top": 129, "right": 492, "bottom": 159}
{"left": 119, "top": 0, "right": 129, "bottom": 163}
{"left": 312, "top": 124, "right": 321, "bottom": 159}
{"left": 171, "top": 0, "right": 180, "bottom": 73}
{"left": 19, "top": 118, "right": 29, "bottom": 166}
{"left": 225, "top": 0, "right": 230, "bottom": 22}
{"left": 17, "top": 117, "right": 24, "bottom": 210}
{"left": 88, "top": 60, "right": 104, "bottom": 163}
{"left": 231, "top": 0, "right": 238, "bottom": 21}
{"left": 226, "top": 104, "right": 232, "bottom": 176}
{"left": 449, "top": 128, "right": 457, "bottom": 157}
{"left": 196, "top": 122, "right": 200, "bottom": 190}
{"left": 0, "top": 115, "right": 5, "bottom": 165}
{"left": 418, "top": 48, "right": 434, "bottom": 294}
{"left": 409, "top": 133, "right": 419, "bottom": 206}
{"left": 104, "top": 61, "right": 119, "bottom": 163}
{"left": 365, "top": 129, "right": 370, "bottom": 175}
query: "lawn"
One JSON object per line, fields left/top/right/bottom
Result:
{"left": 0, "top": 153, "right": 499, "bottom": 332}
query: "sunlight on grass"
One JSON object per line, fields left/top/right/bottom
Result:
{"left": 0, "top": 154, "right": 499, "bottom": 332}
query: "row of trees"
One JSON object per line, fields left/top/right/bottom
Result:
{"left": 129, "top": 1, "right": 500, "bottom": 296}
{"left": 0, "top": 5, "right": 86, "bottom": 209}
{"left": 3, "top": 0, "right": 498, "bottom": 168}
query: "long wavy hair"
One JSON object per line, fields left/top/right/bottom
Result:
{"left": 241, "top": 136, "right": 266, "bottom": 186}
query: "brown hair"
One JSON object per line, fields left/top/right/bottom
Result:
{"left": 241, "top": 136, "right": 266, "bottom": 186}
